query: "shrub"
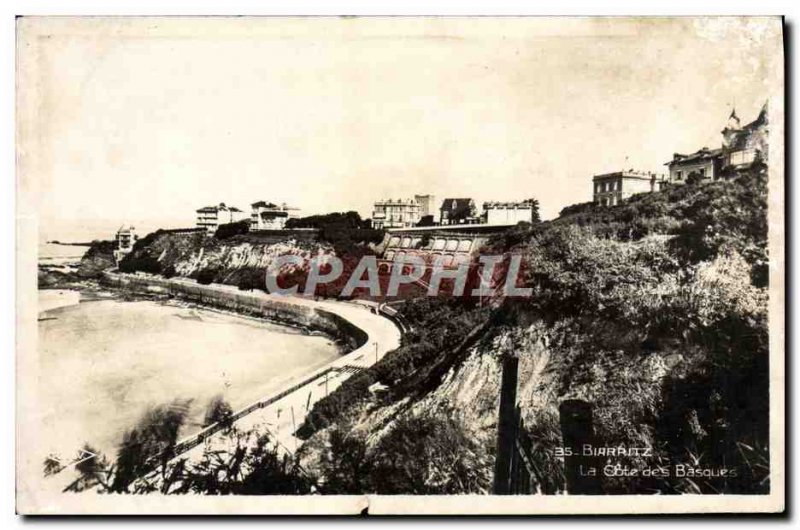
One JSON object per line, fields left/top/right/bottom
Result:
{"left": 237, "top": 268, "right": 264, "bottom": 291}
{"left": 686, "top": 171, "right": 704, "bottom": 185}
{"left": 214, "top": 220, "right": 250, "bottom": 240}
{"left": 196, "top": 268, "right": 217, "bottom": 285}
{"left": 118, "top": 254, "right": 162, "bottom": 275}
{"left": 367, "top": 410, "right": 490, "bottom": 494}
{"left": 286, "top": 211, "right": 363, "bottom": 230}
{"left": 297, "top": 298, "right": 491, "bottom": 439}
{"left": 285, "top": 211, "right": 385, "bottom": 256}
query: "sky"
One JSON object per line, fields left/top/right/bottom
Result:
{"left": 18, "top": 17, "right": 782, "bottom": 239}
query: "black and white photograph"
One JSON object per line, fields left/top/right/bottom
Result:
{"left": 13, "top": 14, "right": 785, "bottom": 515}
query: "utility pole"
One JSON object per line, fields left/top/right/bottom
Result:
{"left": 374, "top": 341, "right": 379, "bottom": 364}
{"left": 493, "top": 354, "right": 519, "bottom": 494}
{"left": 559, "top": 399, "right": 603, "bottom": 494}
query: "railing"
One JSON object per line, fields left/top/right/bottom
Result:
{"left": 142, "top": 363, "right": 367, "bottom": 472}
{"left": 377, "top": 302, "right": 411, "bottom": 334}
{"left": 102, "top": 272, "right": 383, "bottom": 477}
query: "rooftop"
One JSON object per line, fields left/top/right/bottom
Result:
{"left": 483, "top": 200, "right": 537, "bottom": 209}
{"left": 252, "top": 200, "right": 299, "bottom": 210}
{"left": 374, "top": 198, "right": 420, "bottom": 206}
{"left": 665, "top": 147, "right": 724, "bottom": 166}
{"left": 196, "top": 202, "right": 242, "bottom": 213}
{"left": 593, "top": 170, "right": 666, "bottom": 181}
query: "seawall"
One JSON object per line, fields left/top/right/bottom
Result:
{"left": 102, "top": 272, "right": 368, "bottom": 351}
{"left": 101, "top": 271, "right": 403, "bottom": 474}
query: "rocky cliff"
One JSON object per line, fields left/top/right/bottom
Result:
{"left": 74, "top": 167, "right": 769, "bottom": 496}
{"left": 297, "top": 164, "right": 770, "bottom": 496}
{"left": 118, "top": 230, "right": 333, "bottom": 288}
{"left": 38, "top": 240, "right": 116, "bottom": 288}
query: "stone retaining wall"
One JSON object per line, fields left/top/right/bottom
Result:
{"left": 102, "top": 272, "right": 367, "bottom": 351}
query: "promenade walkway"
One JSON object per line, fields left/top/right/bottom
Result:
{"left": 105, "top": 274, "right": 402, "bottom": 473}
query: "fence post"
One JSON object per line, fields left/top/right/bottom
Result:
{"left": 493, "top": 354, "right": 519, "bottom": 495}
{"left": 559, "top": 399, "right": 603, "bottom": 494}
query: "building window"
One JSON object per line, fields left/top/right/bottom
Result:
{"left": 731, "top": 149, "right": 756, "bottom": 166}
{"left": 676, "top": 171, "right": 682, "bottom": 180}
{"left": 699, "top": 168, "right": 705, "bottom": 178}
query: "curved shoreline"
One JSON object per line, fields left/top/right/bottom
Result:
{"left": 101, "top": 272, "right": 403, "bottom": 463}
{"left": 102, "top": 272, "right": 373, "bottom": 351}
{"left": 38, "top": 289, "right": 81, "bottom": 314}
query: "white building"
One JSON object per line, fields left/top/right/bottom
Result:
{"left": 195, "top": 203, "right": 247, "bottom": 233}
{"left": 414, "top": 194, "right": 437, "bottom": 218}
{"left": 250, "top": 201, "right": 301, "bottom": 230}
{"left": 372, "top": 198, "right": 422, "bottom": 229}
{"left": 593, "top": 170, "right": 666, "bottom": 206}
{"left": 113, "top": 225, "right": 137, "bottom": 264}
{"left": 482, "top": 201, "right": 537, "bottom": 225}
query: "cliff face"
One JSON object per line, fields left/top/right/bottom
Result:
{"left": 77, "top": 240, "right": 116, "bottom": 278}
{"left": 170, "top": 238, "right": 328, "bottom": 280}
{"left": 299, "top": 167, "right": 770, "bottom": 496}
{"left": 96, "top": 168, "right": 768, "bottom": 496}
{"left": 38, "top": 240, "right": 116, "bottom": 288}
{"left": 119, "top": 230, "right": 332, "bottom": 287}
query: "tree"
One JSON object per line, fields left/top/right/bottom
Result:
{"left": 286, "top": 211, "right": 364, "bottom": 230}
{"left": 204, "top": 395, "right": 233, "bottom": 430}
{"left": 318, "top": 425, "right": 372, "bottom": 493}
{"left": 416, "top": 215, "right": 436, "bottom": 227}
{"left": 524, "top": 198, "right": 542, "bottom": 224}
{"left": 686, "top": 170, "right": 703, "bottom": 185}
{"left": 214, "top": 220, "right": 250, "bottom": 239}
{"left": 43, "top": 455, "right": 63, "bottom": 477}
{"left": 110, "top": 400, "right": 191, "bottom": 492}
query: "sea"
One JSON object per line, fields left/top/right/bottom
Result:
{"left": 36, "top": 219, "right": 341, "bottom": 462}
{"left": 38, "top": 217, "right": 186, "bottom": 266}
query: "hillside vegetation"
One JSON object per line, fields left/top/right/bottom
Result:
{"left": 100, "top": 164, "right": 770, "bottom": 495}
{"left": 116, "top": 213, "right": 384, "bottom": 295}
{"left": 299, "top": 162, "right": 770, "bottom": 495}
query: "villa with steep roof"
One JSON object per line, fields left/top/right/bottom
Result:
{"left": 439, "top": 198, "right": 479, "bottom": 225}
{"left": 666, "top": 102, "right": 768, "bottom": 184}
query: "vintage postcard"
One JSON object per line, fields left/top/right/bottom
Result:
{"left": 16, "top": 16, "right": 785, "bottom": 514}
